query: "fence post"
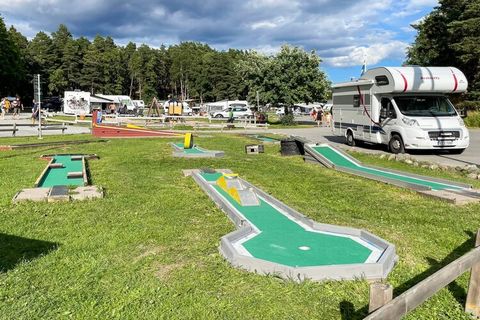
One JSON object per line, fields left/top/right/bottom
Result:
{"left": 369, "top": 282, "right": 393, "bottom": 313}
{"left": 466, "top": 229, "right": 480, "bottom": 317}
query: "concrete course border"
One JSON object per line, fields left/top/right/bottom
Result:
{"left": 171, "top": 143, "right": 224, "bottom": 158}
{"left": 186, "top": 169, "right": 397, "bottom": 282}
{"left": 301, "top": 142, "right": 480, "bottom": 205}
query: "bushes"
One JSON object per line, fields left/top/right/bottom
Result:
{"left": 456, "top": 101, "right": 480, "bottom": 111}
{"left": 465, "top": 111, "right": 480, "bottom": 128}
{"left": 280, "top": 113, "right": 296, "bottom": 126}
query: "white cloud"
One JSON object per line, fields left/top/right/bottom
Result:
{"left": 323, "top": 41, "right": 408, "bottom": 67}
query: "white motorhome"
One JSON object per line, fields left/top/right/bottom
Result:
{"left": 205, "top": 100, "right": 249, "bottom": 115}
{"left": 332, "top": 66, "right": 469, "bottom": 154}
{"left": 97, "top": 95, "right": 136, "bottom": 114}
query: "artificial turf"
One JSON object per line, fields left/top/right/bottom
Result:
{"left": 0, "top": 133, "right": 479, "bottom": 319}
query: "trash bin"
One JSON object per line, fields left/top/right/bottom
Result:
{"left": 280, "top": 139, "right": 300, "bottom": 156}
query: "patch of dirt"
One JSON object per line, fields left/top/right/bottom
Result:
{"left": 134, "top": 245, "right": 165, "bottom": 262}
{"left": 153, "top": 261, "right": 185, "bottom": 280}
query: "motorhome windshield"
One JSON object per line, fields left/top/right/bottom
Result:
{"left": 394, "top": 96, "right": 457, "bottom": 117}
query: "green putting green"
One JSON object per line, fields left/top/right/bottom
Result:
{"left": 174, "top": 143, "right": 206, "bottom": 154}
{"left": 311, "top": 145, "right": 463, "bottom": 191}
{"left": 38, "top": 155, "right": 84, "bottom": 187}
{"left": 253, "top": 135, "right": 279, "bottom": 142}
{"left": 200, "top": 172, "right": 375, "bottom": 267}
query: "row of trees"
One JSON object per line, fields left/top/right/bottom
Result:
{"left": 0, "top": 18, "right": 330, "bottom": 107}
{"left": 407, "top": 0, "right": 480, "bottom": 100}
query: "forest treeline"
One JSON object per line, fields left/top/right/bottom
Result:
{"left": 0, "top": 18, "right": 330, "bottom": 107}
{"left": 407, "top": 0, "right": 480, "bottom": 101}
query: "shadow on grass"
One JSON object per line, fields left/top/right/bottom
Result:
{"left": 394, "top": 230, "right": 475, "bottom": 299}
{"left": 339, "top": 300, "right": 369, "bottom": 320}
{"left": 338, "top": 231, "right": 475, "bottom": 319}
{"left": 0, "top": 233, "right": 59, "bottom": 272}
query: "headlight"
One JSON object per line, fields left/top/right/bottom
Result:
{"left": 458, "top": 117, "right": 465, "bottom": 127}
{"left": 402, "top": 117, "right": 419, "bottom": 126}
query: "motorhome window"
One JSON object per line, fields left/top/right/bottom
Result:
{"left": 375, "top": 76, "right": 389, "bottom": 86}
{"left": 394, "top": 96, "right": 456, "bottom": 117}
{"left": 353, "top": 95, "right": 360, "bottom": 108}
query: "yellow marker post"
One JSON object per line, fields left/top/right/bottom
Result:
{"left": 184, "top": 133, "right": 193, "bottom": 149}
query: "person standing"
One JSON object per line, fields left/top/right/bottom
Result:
{"left": 1, "top": 97, "right": 6, "bottom": 120}
{"left": 12, "top": 97, "right": 22, "bottom": 119}
{"left": 227, "top": 108, "right": 234, "bottom": 123}
{"left": 4, "top": 98, "right": 11, "bottom": 115}
{"left": 316, "top": 107, "right": 324, "bottom": 127}
{"left": 31, "top": 99, "right": 39, "bottom": 125}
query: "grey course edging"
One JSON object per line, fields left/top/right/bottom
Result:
{"left": 187, "top": 169, "right": 397, "bottom": 282}
{"left": 171, "top": 143, "right": 224, "bottom": 158}
{"left": 302, "top": 142, "right": 480, "bottom": 205}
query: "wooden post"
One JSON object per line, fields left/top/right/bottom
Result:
{"left": 466, "top": 229, "right": 480, "bottom": 317}
{"left": 369, "top": 282, "right": 393, "bottom": 313}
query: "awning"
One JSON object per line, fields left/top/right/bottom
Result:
{"left": 90, "top": 95, "right": 113, "bottom": 103}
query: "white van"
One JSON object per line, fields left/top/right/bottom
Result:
{"left": 332, "top": 66, "right": 469, "bottom": 154}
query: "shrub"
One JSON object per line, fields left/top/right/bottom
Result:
{"left": 280, "top": 113, "right": 296, "bottom": 126}
{"left": 456, "top": 101, "right": 480, "bottom": 111}
{"left": 464, "top": 111, "right": 480, "bottom": 128}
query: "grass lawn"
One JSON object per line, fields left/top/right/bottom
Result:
{"left": 0, "top": 134, "right": 479, "bottom": 319}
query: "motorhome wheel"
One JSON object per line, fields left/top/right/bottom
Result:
{"left": 389, "top": 134, "right": 405, "bottom": 154}
{"left": 346, "top": 131, "right": 356, "bottom": 147}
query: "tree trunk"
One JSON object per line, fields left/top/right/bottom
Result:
{"left": 129, "top": 75, "right": 134, "bottom": 97}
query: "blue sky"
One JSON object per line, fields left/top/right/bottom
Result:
{"left": 0, "top": 0, "right": 438, "bottom": 83}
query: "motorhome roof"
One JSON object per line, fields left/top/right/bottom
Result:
{"left": 333, "top": 67, "right": 468, "bottom": 94}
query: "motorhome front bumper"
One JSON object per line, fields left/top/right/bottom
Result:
{"left": 404, "top": 128, "right": 469, "bottom": 150}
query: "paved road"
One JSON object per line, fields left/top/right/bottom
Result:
{"left": 272, "top": 126, "right": 480, "bottom": 167}
{"left": 0, "top": 114, "right": 90, "bottom": 138}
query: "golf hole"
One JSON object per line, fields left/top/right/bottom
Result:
{"left": 298, "top": 246, "right": 311, "bottom": 251}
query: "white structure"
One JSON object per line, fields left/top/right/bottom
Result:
{"left": 332, "top": 66, "right": 469, "bottom": 154}
{"left": 205, "top": 100, "right": 249, "bottom": 115}
{"left": 97, "top": 95, "right": 136, "bottom": 113}
{"left": 64, "top": 91, "right": 114, "bottom": 115}
{"left": 64, "top": 91, "right": 90, "bottom": 115}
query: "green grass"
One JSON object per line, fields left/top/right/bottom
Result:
{"left": 0, "top": 134, "right": 479, "bottom": 319}
{"left": 465, "top": 111, "right": 480, "bottom": 128}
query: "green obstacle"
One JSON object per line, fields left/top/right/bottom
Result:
{"left": 38, "top": 155, "right": 85, "bottom": 187}
{"left": 171, "top": 143, "right": 224, "bottom": 158}
{"left": 200, "top": 172, "right": 376, "bottom": 267}
{"left": 311, "top": 145, "right": 464, "bottom": 191}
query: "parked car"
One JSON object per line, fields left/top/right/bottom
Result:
{"left": 212, "top": 106, "right": 252, "bottom": 119}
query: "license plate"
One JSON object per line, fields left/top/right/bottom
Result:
{"left": 436, "top": 140, "right": 454, "bottom": 146}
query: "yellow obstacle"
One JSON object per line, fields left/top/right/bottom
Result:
{"left": 184, "top": 133, "right": 193, "bottom": 149}
{"left": 217, "top": 174, "right": 242, "bottom": 204}
{"left": 126, "top": 123, "right": 144, "bottom": 129}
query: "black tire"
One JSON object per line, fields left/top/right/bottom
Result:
{"left": 389, "top": 134, "right": 405, "bottom": 154}
{"left": 215, "top": 114, "right": 223, "bottom": 118}
{"left": 449, "top": 148, "right": 465, "bottom": 155}
{"left": 346, "top": 130, "right": 356, "bottom": 146}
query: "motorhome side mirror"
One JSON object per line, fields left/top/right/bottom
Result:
{"left": 380, "top": 108, "right": 387, "bottom": 119}
{"left": 459, "top": 108, "right": 468, "bottom": 118}
{"left": 388, "top": 110, "right": 396, "bottom": 118}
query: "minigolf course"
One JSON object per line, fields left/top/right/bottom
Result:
{"left": 303, "top": 143, "right": 480, "bottom": 205}
{"left": 247, "top": 134, "right": 281, "bottom": 143}
{"left": 91, "top": 110, "right": 178, "bottom": 138}
{"left": 13, "top": 154, "right": 103, "bottom": 202}
{"left": 171, "top": 133, "right": 224, "bottom": 158}
{"left": 186, "top": 169, "right": 396, "bottom": 281}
